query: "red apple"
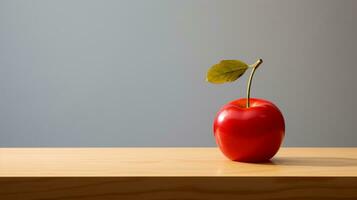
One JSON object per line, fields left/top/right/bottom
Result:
{"left": 206, "top": 58, "right": 285, "bottom": 162}
{"left": 213, "top": 98, "right": 285, "bottom": 162}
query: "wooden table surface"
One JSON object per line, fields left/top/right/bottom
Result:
{"left": 1, "top": 147, "right": 357, "bottom": 199}
{"left": 1, "top": 147, "right": 357, "bottom": 177}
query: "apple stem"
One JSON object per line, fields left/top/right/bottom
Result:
{"left": 246, "top": 59, "right": 263, "bottom": 108}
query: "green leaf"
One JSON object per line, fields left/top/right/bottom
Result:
{"left": 206, "top": 60, "right": 249, "bottom": 84}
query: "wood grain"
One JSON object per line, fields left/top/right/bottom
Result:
{"left": 1, "top": 148, "right": 357, "bottom": 177}
{"left": 0, "top": 177, "right": 356, "bottom": 200}
{"left": 1, "top": 148, "right": 357, "bottom": 199}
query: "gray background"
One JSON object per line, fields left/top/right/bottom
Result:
{"left": 0, "top": 0, "right": 356, "bottom": 147}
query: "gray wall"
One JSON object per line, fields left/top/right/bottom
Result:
{"left": 1, "top": 0, "right": 356, "bottom": 147}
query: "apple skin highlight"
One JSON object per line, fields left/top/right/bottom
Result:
{"left": 214, "top": 98, "right": 285, "bottom": 162}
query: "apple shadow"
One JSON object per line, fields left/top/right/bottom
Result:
{"left": 266, "top": 157, "right": 357, "bottom": 167}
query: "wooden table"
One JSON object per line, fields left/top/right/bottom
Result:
{"left": 1, "top": 148, "right": 357, "bottom": 199}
